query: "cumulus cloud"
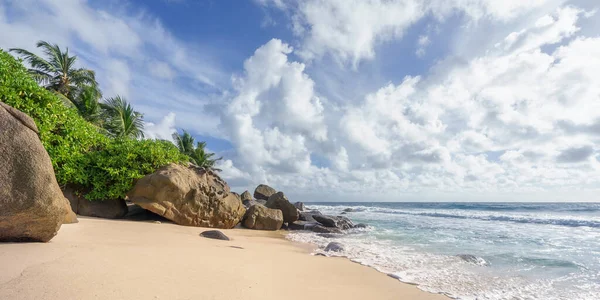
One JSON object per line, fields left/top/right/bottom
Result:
{"left": 258, "top": 0, "right": 564, "bottom": 67}
{"left": 235, "top": 3, "right": 600, "bottom": 200}
{"left": 144, "top": 112, "right": 177, "bottom": 142}
{"left": 221, "top": 39, "right": 328, "bottom": 175}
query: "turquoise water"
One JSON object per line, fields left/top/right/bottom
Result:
{"left": 287, "top": 202, "right": 600, "bottom": 299}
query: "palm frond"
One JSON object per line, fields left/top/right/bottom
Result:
{"left": 102, "top": 96, "right": 145, "bottom": 139}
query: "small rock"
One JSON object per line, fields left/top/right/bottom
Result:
{"left": 324, "top": 242, "right": 344, "bottom": 252}
{"left": 240, "top": 191, "right": 252, "bottom": 202}
{"left": 343, "top": 208, "right": 354, "bottom": 212}
{"left": 457, "top": 254, "right": 488, "bottom": 266}
{"left": 354, "top": 223, "right": 368, "bottom": 228}
{"left": 340, "top": 212, "right": 347, "bottom": 215}
{"left": 153, "top": 221, "right": 161, "bottom": 224}
{"left": 294, "top": 202, "right": 306, "bottom": 211}
{"left": 254, "top": 184, "right": 277, "bottom": 200}
{"left": 200, "top": 230, "right": 230, "bottom": 241}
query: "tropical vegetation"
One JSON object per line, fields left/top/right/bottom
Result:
{"left": 173, "top": 131, "right": 222, "bottom": 171}
{"left": 1, "top": 40, "right": 223, "bottom": 201}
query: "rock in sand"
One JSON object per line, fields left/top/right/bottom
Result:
{"left": 0, "top": 102, "right": 71, "bottom": 242}
{"left": 127, "top": 164, "right": 246, "bottom": 229}
{"left": 266, "top": 192, "right": 299, "bottom": 223}
{"left": 243, "top": 204, "right": 283, "bottom": 231}
{"left": 200, "top": 230, "right": 230, "bottom": 241}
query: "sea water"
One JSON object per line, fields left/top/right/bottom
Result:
{"left": 286, "top": 202, "right": 600, "bottom": 299}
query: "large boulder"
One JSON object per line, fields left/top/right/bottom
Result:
{"left": 240, "top": 191, "right": 252, "bottom": 202}
{"left": 243, "top": 204, "right": 283, "bottom": 230}
{"left": 313, "top": 214, "right": 354, "bottom": 230}
{"left": 78, "top": 199, "right": 128, "bottom": 219}
{"left": 253, "top": 184, "right": 276, "bottom": 200}
{"left": 299, "top": 210, "right": 322, "bottom": 222}
{"left": 127, "top": 164, "right": 246, "bottom": 228}
{"left": 63, "top": 185, "right": 127, "bottom": 219}
{"left": 266, "top": 192, "right": 299, "bottom": 224}
{"left": 0, "top": 102, "right": 70, "bottom": 242}
{"left": 287, "top": 220, "right": 318, "bottom": 231}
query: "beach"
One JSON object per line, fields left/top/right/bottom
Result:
{"left": 0, "top": 217, "right": 446, "bottom": 300}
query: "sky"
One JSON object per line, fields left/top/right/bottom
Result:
{"left": 1, "top": 0, "right": 599, "bottom": 202}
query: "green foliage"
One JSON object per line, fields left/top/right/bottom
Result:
{"left": 10, "top": 41, "right": 99, "bottom": 99}
{"left": 82, "top": 139, "right": 187, "bottom": 200}
{"left": 0, "top": 49, "right": 186, "bottom": 201}
{"left": 102, "top": 96, "right": 145, "bottom": 139}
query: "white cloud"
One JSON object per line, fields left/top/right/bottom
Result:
{"left": 144, "top": 112, "right": 177, "bottom": 141}
{"left": 258, "top": 0, "right": 564, "bottom": 67}
{"left": 232, "top": 3, "right": 600, "bottom": 201}
{"left": 148, "top": 61, "right": 175, "bottom": 80}
{"left": 0, "top": 0, "right": 227, "bottom": 140}
{"left": 221, "top": 39, "right": 328, "bottom": 175}
{"left": 416, "top": 34, "right": 431, "bottom": 57}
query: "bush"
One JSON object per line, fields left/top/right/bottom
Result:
{"left": 82, "top": 139, "right": 187, "bottom": 200}
{"left": 0, "top": 49, "right": 187, "bottom": 200}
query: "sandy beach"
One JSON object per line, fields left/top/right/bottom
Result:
{"left": 0, "top": 217, "right": 447, "bottom": 300}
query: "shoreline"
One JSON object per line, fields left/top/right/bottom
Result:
{"left": 0, "top": 217, "right": 447, "bottom": 300}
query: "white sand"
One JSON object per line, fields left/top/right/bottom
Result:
{"left": 0, "top": 217, "right": 447, "bottom": 300}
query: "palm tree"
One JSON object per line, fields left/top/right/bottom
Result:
{"left": 172, "top": 131, "right": 222, "bottom": 171}
{"left": 10, "top": 41, "right": 99, "bottom": 99}
{"left": 190, "top": 141, "right": 222, "bottom": 171}
{"left": 102, "top": 96, "right": 144, "bottom": 139}
{"left": 74, "top": 85, "right": 103, "bottom": 125}
{"left": 172, "top": 130, "right": 195, "bottom": 156}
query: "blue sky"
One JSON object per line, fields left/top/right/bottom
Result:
{"left": 1, "top": 0, "right": 599, "bottom": 201}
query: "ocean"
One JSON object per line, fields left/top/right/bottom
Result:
{"left": 287, "top": 202, "right": 600, "bottom": 300}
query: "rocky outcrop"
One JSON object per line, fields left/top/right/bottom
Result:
{"left": 240, "top": 191, "right": 252, "bottom": 202}
{"left": 200, "top": 230, "right": 230, "bottom": 241}
{"left": 78, "top": 199, "right": 128, "bottom": 219}
{"left": 313, "top": 215, "right": 354, "bottom": 230}
{"left": 0, "top": 102, "right": 70, "bottom": 242}
{"left": 253, "top": 184, "right": 276, "bottom": 200}
{"left": 266, "top": 192, "right": 299, "bottom": 224}
{"left": 288, "top": 220, "right": 318, "bottom": 230}
{"left": 299, "top": 210, "right": 322, "bottom": 222}
{"left": 62, "top": 186, "right": 126, "bottom": 220}
{"left": 311, "top": 225, "right": 343, "bottom": 234}
{"left": 243, "top": 205, "right": 283, "bottom": 230}
{"left": 324, "top": 242, "right": 344, "bottom": 252}
{"left": 294, "top": 202, "right": 306, "bottom": 211}
{"left": 127, "top": 164, "right": 246, "bottom": 229}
